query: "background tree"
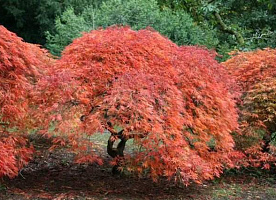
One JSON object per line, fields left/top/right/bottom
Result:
{"left": 45, "top": 0, "right": 218, "bottom": 56}
{"left": 1, "top": 0, "right": 275, "bottom": 60}
{"left": 157, "top": 0, "right": 276, "bottom": 60}
{"left": 0, "top": 0, "right": 103, "bottom": 44}
{"left": 0, "top": 25, "right": 53, "bottom": 178}
{"left": 223, "top": 48, "right": 276, "bottom": 168}
{"left": 45, "top": 7, "right": 94, "bottom": 56}
{"left": 37, "top": 26, "right": 239, "bottom": 184}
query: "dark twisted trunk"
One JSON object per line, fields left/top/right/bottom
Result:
{"left": 106, "top": 123, "right": 127, "bottom": 174}
{"left": 80, "top": 107, "right": 146, "bottom": 174}
{"left": 106, "top": 123, "right": 145, "bottom": 174}
{"left": 107, "top": 134, "right": 127, "bottom": 174}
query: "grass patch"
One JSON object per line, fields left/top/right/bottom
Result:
{"left": 211, "top": 183, "right": 242, "bottom": 200}
{"left": 266, "top": 187, "right": 276, "bottom": 197}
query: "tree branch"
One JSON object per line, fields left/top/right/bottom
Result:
{"left": 80, "top": 105, "right": 101, "bottom": 121}
{"left": 214, "top": 11, "right": 244, "bottom": 45}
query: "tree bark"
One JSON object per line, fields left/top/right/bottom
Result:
{"left": 105, "top": 122, "right": 146, "bottom": 174}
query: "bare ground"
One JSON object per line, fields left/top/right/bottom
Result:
{"left": 0, "top": 136, "right": 275, "bottom": 200}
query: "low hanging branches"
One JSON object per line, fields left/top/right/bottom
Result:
{"left": 223, "top": 48, "right": 276, "bottom": 168}
{"left": 35, "top": 26, "right": 239, "bottom": 184}
{"left": 0, "top": 25, "right": 53, "bottom": 178}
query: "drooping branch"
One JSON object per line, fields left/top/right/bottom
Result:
{"left": 106, "top": 122, "right": 145, "bottom": 140}
{"left": 80, "top": 105, "right": 101, "bottom": 121}
{"left": 214, "top": 11, "right": 244, "bottom": 45}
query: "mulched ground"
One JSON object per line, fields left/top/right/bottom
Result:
{"left": 0, "top": 136, "right": 275, "bottom": 200}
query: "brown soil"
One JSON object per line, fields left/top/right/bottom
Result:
{"left": 0, "top": 136, "right": 275, "bottom": 200}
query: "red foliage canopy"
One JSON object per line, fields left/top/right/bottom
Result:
{"left": 0, "top": 25, "right": 53, "bottom": 178}
{"left": 0, "top": 25, "right": 52, "bottom": 125}
{"left": 224, "top": 49, "right": 276, "bottom": 92}
{"left": 223, "top": 49, "right": 276, "bottom": 168}
{"left": 37, "top": 27, "right": 238, "bottom": 184}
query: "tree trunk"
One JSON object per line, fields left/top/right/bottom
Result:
{"left": 107, "top": 133, "right": 127, "bottom": 175}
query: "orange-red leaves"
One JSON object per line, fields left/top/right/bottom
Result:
{"left": 223, "top": 48, "right": 276, "bottom": 93}
{"left": 223, "top": 48, "right": 276, "bottom": 168}
{"left": 0, "top": 26, "right": 53, "bottom": 178}
{"left": 0, "top": 25, "right": 53, "bottom": 127}
{"left": 0, "top": 134, "right": 33, "bottom": 178}
{"left": 37, "top": 26, "right": 238, "bottom": 184}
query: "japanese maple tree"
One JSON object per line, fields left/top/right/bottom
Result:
{"left": 223, "top": 48, "right": 276, "bottom": 168}
{"left": 0, "top": 25, "right": 53, "bottom": 178}
{"left": 38, "top": 26, "right": 239, "bottom": 184}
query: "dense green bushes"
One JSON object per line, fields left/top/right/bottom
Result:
{"left": 1, "top": 0, "right": 275, "bottom": 59}
{"left": 46, "top": 0, "right": 218, "bottom": 56}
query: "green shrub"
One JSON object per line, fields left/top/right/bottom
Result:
{"left": 46, "top": 0, "right": 218, "bottom": 56}
{"left": 45, "top": 7, "right": 94, "bottom": 56}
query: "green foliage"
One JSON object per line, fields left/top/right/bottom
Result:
{"left": 0, "top": 0, "right": 42, "bottom": 43}
{"left": 0, "top": 0, "right": 103, "bottom": 44}
{"left": 96, "top": 0, "right": 160, "bottom": 30}
{"left": 157, "top": 9, "right": 218, "bottom": 48}
{"left": 271, "top": 132, "right": 276, "bottom": 146}
{"left": 1, "top": 0, "right": 275, "bottom": 59}
{"left": 45, "top": 7, "right": 95, "bottom": 56}
{"left": 157, "top": 0, "right": 276, "bottom": 60}
{"left": 211, "top": 184, "right": 242, "bottom": 200}
{"left": 46, "top": 0, "right": 218, "bottom": 56}
{"left": 0, "top": 183, "right": 6, "bottom": 192}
